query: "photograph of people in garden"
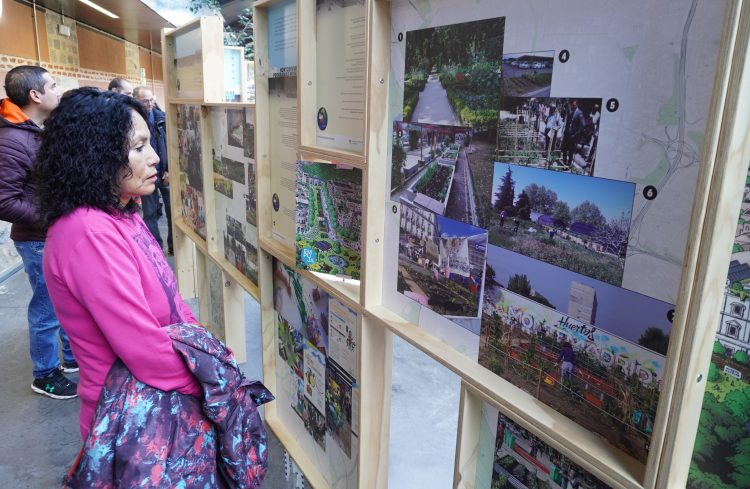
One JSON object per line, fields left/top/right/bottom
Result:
{"left": 490, "top": 412, "right": 611, "bottom": 489}
{"left": 397, "top": 202, "right": 488, "bottom": 319}
{"left": 488, "top": 163, "right": 634, "bottom": 287}
{"left": 403, "top": 16, "right": 504, "bottom": 127}
{"left": 478, "top": 279, "right": 664, "bottom": 464}
{"left": 497, "top": 97, "right": 601, "bottom": 175}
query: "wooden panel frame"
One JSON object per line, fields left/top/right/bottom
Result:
{"left": 162, "top": 16, "right": 225, "bottom": 103}
{"left": 297, "top": 0, "right": 368, "bottom": 164}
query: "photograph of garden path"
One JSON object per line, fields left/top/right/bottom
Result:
{"left": 403, "top": 17, "right": 504, "bottom": 128}
{"left": 497, "top": 97, "right": 602, "bottom": 175}
{"left": 397, "top": 202, "right": 487, "bottom": 319}
{"left": 490, "top": 411, "right": 611, "bottom": 489}
{"left": 391, "top": 121, "right": 480, "bottom": 226}
{"left": 489, "top": 163, "right": 634, "bottom": 286}
{"left": 501, "top": 51, "right": 555, "bottom": 97}
{"left": 295, "top": 161, "right": 363, "bottom": 279}
{"left": 479, "top": 283, "right": 666, "bottom": 464}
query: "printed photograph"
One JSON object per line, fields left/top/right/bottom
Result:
{"left": 303, "top": 397, "right": 326, "bottom": 450}
{"left": 177, "top": 105, "right": 206, "bottom": 238}
{"left": 479, "top": 284, "right": 666, "bottom": 464}
{"left": 326, "top": 360, "right": 353, "bottom": 458}
{"left": 403, "top": 17, "right": 504, "bottom": 127}
{"left": 213, "top": 155, "right": 246, "bottom": 184}
{"left": 226, "top": 108, "right": 244, "bottom": 149}
{"left": 497, "top": 97, "right": 602, "bottom": 175}
{"left": 273, "top": 260, "right": 330, "bottom": 355}
{"left": 223, "top": 213, "right": 258, "bottom": 284}
{"left": 278, "top": 314, "right": 304, "bottom": 378}
{"left": 397, "top": 202, "right": 488, "bottom": 319}
{"left": 501, "top": 51, "right": 555, "bottom": 97}
{"left": 485, "top": 244, "right": 673, "bottom": 354}
{"left": 491, "top": 412, "right": 611, "bottom": 488}
{"left": 488, "top": 163, "right": 634, "bottom": 286}
{"left": 244, "top": 113, "right": 255, "bottom": 159}
{"left": 292, "top": 370, "right": 305, "bottom": 419}
{"left": 296, "top": 161, "right": 363, "bottom": 279}
{"left": 391, "top": 121, "right": 478, "bottom": 226}
{"left": 214, "top": 171, "right": 233, "bottom": 198}
{"left": 245, "top": 162, "right": 258, "bottom": 227}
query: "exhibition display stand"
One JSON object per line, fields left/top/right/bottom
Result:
{"left": 162, "top": 2, "right": 750, "bottom": 488}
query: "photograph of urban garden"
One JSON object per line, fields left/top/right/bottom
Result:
{"left": 479, "top": 306, "right": 660, "bottom": 463}
{"left": 397, "top": 202, "right": 487, "bottom": 318}
{"left": 488, "top": 163, "right": 634, "bottom": 286}
{"left": 496, "top": 97, "right": 602, "bottom": 175}
{"left": 501, "top": 51, "right": 555, "bottom": 97}
{"left": 403, "top": 17, "right": 504, "bottom": 129}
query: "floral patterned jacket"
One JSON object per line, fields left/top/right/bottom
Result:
{"left": 63, "top": 323, "right": 274, "bottom": 488}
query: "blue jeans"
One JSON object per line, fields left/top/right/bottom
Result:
{"left": 14, "top": 241, "right": 75, "bottom": 378}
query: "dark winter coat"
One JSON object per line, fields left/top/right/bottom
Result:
{"left": 0, "top": 98, "right": 45, "bottom": 241}
{"left": 63, "top": 322, "right": 274, "bottom": 489}
{"left": 150, "top": 107, "right": 169, "bottom": 180}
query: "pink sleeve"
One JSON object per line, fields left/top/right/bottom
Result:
{"left": 63, "top": 228, "right": 201, "bottom": 397}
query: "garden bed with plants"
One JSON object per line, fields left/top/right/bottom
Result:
{"left": 413, "top": 162, "right": 454, "bottom": 204}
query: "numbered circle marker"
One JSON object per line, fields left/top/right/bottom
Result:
{"left": 606, "top": 98, "right": 620, "bottom": 112}
{"left": 643, "top": 185, "right": 658, "bottom": 200}
{"left": 667, "top": 309, "right": 675, "bottom": 323}
{"left": 397, "top": 32, "right": 404, "bottom": 42}
{"left": 558, "top": 50, "right": 570, "bottom": 63}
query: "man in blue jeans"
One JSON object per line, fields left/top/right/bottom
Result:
{"left": 0, "top": 65, "right": 77, "bottom": 399}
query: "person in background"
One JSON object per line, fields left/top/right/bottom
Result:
{"left": 557, "top": 341, "right": 575, "bottom": 387}
{"left": 35, "top": 87, "right": 200, "bottom": 440}
{"left": 133, "top": 85, "right": 173, "bottom": 254}
{"left": 0, "top": 65, "right": 77, "bottom": 399}
{"left": 107, "top": 77, "right": 133, "bottom": 97}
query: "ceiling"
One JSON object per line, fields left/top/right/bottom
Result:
{"left": 26, "top": 0, "right": 175, "bottom": 53}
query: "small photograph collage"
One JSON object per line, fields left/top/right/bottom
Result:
{"left": 274, "top": 261, "right": 359, "bottom": 458}
{"left": 390, "top": 16, "right": 671, "bottom": 464}
{"left": 177, "top": 104, "right": 206, "bottom": 239}
{"left": 211, "top": 107, "right": 259, "bottom": 286}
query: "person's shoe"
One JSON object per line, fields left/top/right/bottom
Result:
{"left": 31, "top": 370, "right": 78, "bottom": 399}
{"left": 61, "top": 360, "right": 79, "bottom": 374}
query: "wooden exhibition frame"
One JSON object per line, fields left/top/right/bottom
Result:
{"left": 162, "top": 2, "right": 750, "bottom": 489}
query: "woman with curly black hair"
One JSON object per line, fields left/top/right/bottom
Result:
{"left": 36, "top": 87, "right": 202, "bottom": 441}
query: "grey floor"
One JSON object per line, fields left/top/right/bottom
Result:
{"left": 0, "top": 217, "right": 291, "bottom": 488}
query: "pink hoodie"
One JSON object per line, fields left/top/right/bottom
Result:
{"left": 43, "top": 207, "right": 201, "bottom": 439}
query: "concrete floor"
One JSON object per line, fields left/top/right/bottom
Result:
{"left": 0, "top": 215, "right": 293, "bottom": 488}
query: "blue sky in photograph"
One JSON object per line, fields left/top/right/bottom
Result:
{"left": 491, "top": 163, "right": 635, "bottom": 221}
{"left": 486, "top": 244, "right": 673, "bottom": 342}
{"left": 436, "top": 214, "right": 486, "bottom": 238}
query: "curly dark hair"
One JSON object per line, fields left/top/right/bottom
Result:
{"left": 35, "top": 87, "right": 150, "bottom": 229}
